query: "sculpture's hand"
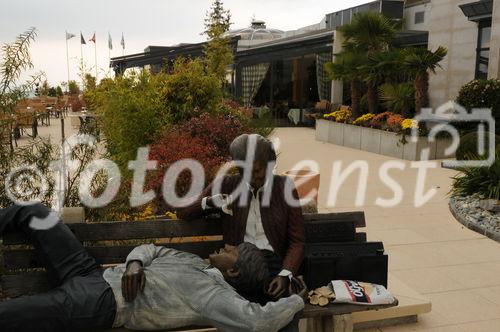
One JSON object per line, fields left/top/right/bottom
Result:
{"left": 267, "top": 275, "right": 289, "bottom": 299}
{"left": 122, "top": 260, "right": 146, "bottom": 302}
{"left": 293, "top": 276, "right": 309, "bottom": 302}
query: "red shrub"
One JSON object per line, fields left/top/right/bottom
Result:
{"left": 68, "top": 96, "right": 85, "bottom": 112}
{"left": 173, "top": 113, "right": 251, "bottom": 157}
{"left": 148, "top": 132, "right": 227, "bottom": 209}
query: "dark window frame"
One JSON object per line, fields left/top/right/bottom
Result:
{"left": 475, "top": 19, "right": 492, "bottom": 79}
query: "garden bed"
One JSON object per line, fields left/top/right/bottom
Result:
{"left": 449, "top": 195, "right": 500, "bottom": 243}
{"left": 315, "top": 119, "right": 455, "bottom": 161}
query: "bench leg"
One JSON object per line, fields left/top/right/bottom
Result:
{"left": 333, "top": 314, "right": 353, "bottom": 332}
{"left": 306, "top": 314, "right": 353, "bottom": 332}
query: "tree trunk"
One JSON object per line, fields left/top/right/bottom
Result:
{"left": 415, "top": 72, "right": 430, "bottom": 114}
{"left": 351, "top": 79, "right": 362, "bottom": 118}
{"left": 366, "top": 80, "right": 378, "bottom": 114}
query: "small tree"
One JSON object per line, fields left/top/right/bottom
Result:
{"left": 403, "top": 46, "right": 447, "bottom": 113}
{"left": 39, "top": 79, "right": 50, "bottom": 96}
{"left": 325, "top": 51, "right": 365, "bottom": 117}
{"left": 55, "top": 86, "right": 63, "bottom": 96}
{"left": 48, "top": 87, "right": 57, "bottom": 97}
{"left": 68, "top": 80, "right": 80, "bottom": 95}
{"left": 339, "top": 12, "right": 398, "bottom": 114}
{"left": 203, "top": 0, "right": 233, "bottom": 86}
{"left": 0, "top": 27, "right": 43, "bottom": 115}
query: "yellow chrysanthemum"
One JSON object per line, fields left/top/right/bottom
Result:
{"left": 401, "top": 119, "right": 418, "bottom": 130}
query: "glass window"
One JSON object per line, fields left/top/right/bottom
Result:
{"left": 479, "top": 26, "right": 491, "bottom": 49}
{"left": 475, "top": 20, "right": 492, "bottom": 79}
{"left": 415, "top": 11, "right": 425, "bottom": 24}
{"left": 476, "top": 50, "right": 490, "bottom": 79}
{"left": 342, "top": 10, "right": 351, "bottom": 25}
{"left": 332, "top": 12, "right": 342, "bottom": 28}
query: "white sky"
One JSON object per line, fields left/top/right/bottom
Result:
{"left": 0, "top": 0, "right": 370, "bottom": 86}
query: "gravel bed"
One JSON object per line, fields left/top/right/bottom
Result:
{"left": 450, "top": 195, "right": 500, "bottom": 242}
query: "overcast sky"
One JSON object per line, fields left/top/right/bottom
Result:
{"left": 0, "top": 0, "right": 369, "bottom": 86}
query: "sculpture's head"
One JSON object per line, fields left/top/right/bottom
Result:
{"left": 229, "top": 134, "right": 277, "bottom": 190}
{"left": 209, "top": 243, "right": 270, "bottom": 293}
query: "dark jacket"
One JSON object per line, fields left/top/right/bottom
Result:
{"left": 176, "top": 174, "right": 305, "bottom": 275}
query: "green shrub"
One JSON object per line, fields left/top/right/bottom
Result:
{"left": 456, "top": 79, "right": 500, "bottom": 132}
{"left": 92, "top": 70, "right": 172, "bottom": 168}
{"left": 379, "top": 83, "right": 415, "bottom": 117}
{"left": 92, "top": 58, "right": 223, "bottom": 169}
{"left": 161, "top": 58, "right": 222, "bottom": 124}
{"left": 451, "top": 151, "right": 500, "bottom": 200}
{"left": 456, "top": 131, "right": 500, "bottom": 161}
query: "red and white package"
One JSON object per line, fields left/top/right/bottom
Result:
{"left": 331, "top": 280, "right": 395, "bottom": 306}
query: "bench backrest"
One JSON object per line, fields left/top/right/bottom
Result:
{"left": 0, "top": 212, "right": 365, "bottom": 299}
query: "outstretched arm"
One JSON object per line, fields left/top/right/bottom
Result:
{"left": 202, "top": 291, "right": 305, "bottom": 332}
{"left": 125, "top": 244, "right": 171, "bottom": 267}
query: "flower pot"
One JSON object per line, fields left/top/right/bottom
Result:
{"left": 283, "top": 169, "right": 320, "bottom": 206}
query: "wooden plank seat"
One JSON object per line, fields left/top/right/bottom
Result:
{"left": 0, "top": 212, "right": 397, "bottom": 332}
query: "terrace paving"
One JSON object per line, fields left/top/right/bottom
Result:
{"left": 273, "top": 127, "right": 500, "bottom": 331}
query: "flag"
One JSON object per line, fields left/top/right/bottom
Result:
{"left": 108, "top": 32, "right": 113, "bottom": 50}
{"left": 80, "top": 32, "right": 86, "bottom": 45}
{"left": 120, "top": 33, "right": 125, "bottom": 50}
{"left": 66, "top": 32, "right": 76, "bottom": 40}
{"left": 89, "top": 33, "right": 96, "bottom": 43}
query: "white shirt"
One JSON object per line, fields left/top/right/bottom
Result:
{"left": 202, "top": 184, "right": 292, "bottom": 278}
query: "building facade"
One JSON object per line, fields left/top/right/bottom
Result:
{"left": 405, "top": 0, "right": 498, "bottom": 108}
{"left": 110, "top": 0, "right": 499, "bottom": 123}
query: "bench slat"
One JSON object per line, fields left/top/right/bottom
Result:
{"left": 304, "top": 212, "right": 366, "bottom": 228}
{"left": 301, "top": 299, "right": 398, "bottom": 318}
{"left": 1, "top": 272, "right": 50, "bottom": 298}
{"left": 2, "top": 219, "right": 224, "bottom": 245}
{"left": 3, "top": 241, "right": 224, "bottom": 270}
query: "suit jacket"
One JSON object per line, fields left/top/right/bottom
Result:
{"left": 176, "top": 174, "right": 305, "bottom": 275}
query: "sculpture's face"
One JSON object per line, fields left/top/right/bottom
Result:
{"left": 240, "top": 160, "right": 266, "bottom": 190}
{"left": 209, "top": 244, "right": 239, "bottom": 277}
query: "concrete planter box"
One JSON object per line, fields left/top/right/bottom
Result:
{"left": 315, "top": 120, "right": 455, "bottom": 161}
{"left": 360, "top": 127, "right": 382, "bottom": 154}
{"left": 380, "top": 130, "right": 404, "bottom": 159}
{"left": 343, "top": 124, "right": 362, "bottom": 149}
{"left": 327, "top": 121, "right": 344, "bottom": 145}
{"left": 315, "top": 119, "right": 330, "bottom": 142}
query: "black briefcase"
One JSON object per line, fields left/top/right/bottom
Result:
{"left": 304, "top": 242, "right": 388, "bottom": 289}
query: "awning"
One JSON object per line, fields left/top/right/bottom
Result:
{"left": 459, "top": 0, "right": 493, "bottom": 22}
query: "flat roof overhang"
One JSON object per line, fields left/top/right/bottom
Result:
{"left": 234, "top": 30, "right": 335, "bottom": 66}
{"left": 110, "top": 37, "right": 240, "bottom": 70}
{"left": 459, "top": 0, "right": 493, "bottom": 22}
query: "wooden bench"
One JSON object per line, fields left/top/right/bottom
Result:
{"left": 0, "top": 212, "right": 397, "bottom": 332}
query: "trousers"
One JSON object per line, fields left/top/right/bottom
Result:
{"left": 0, "top": 204, "right": 116, "bottom": 332}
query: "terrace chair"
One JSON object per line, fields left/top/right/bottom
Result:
{"left": 14, "top": 107, "right": 38, "bottom": 138}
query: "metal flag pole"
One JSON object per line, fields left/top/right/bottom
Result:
{"left": 94, "top": 32, "right": 98, "bottom": 81}
{"left": 80, "top": 32, "right": 84, "bottom": 88}
{"left": 65, "top": 30, "right": 70, "bottom": 92}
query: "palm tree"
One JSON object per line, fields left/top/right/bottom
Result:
{"left": 338, "top": 12, "right": 398, "bottom": 114}
{"left": 379, "top": 83, "right": 415, "bottom": 117}
{"left": 402, "top": 46, "right": 448, "bottom": 113}
{"left": 325, "top": 51, "right": 365, "bottom": 117}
